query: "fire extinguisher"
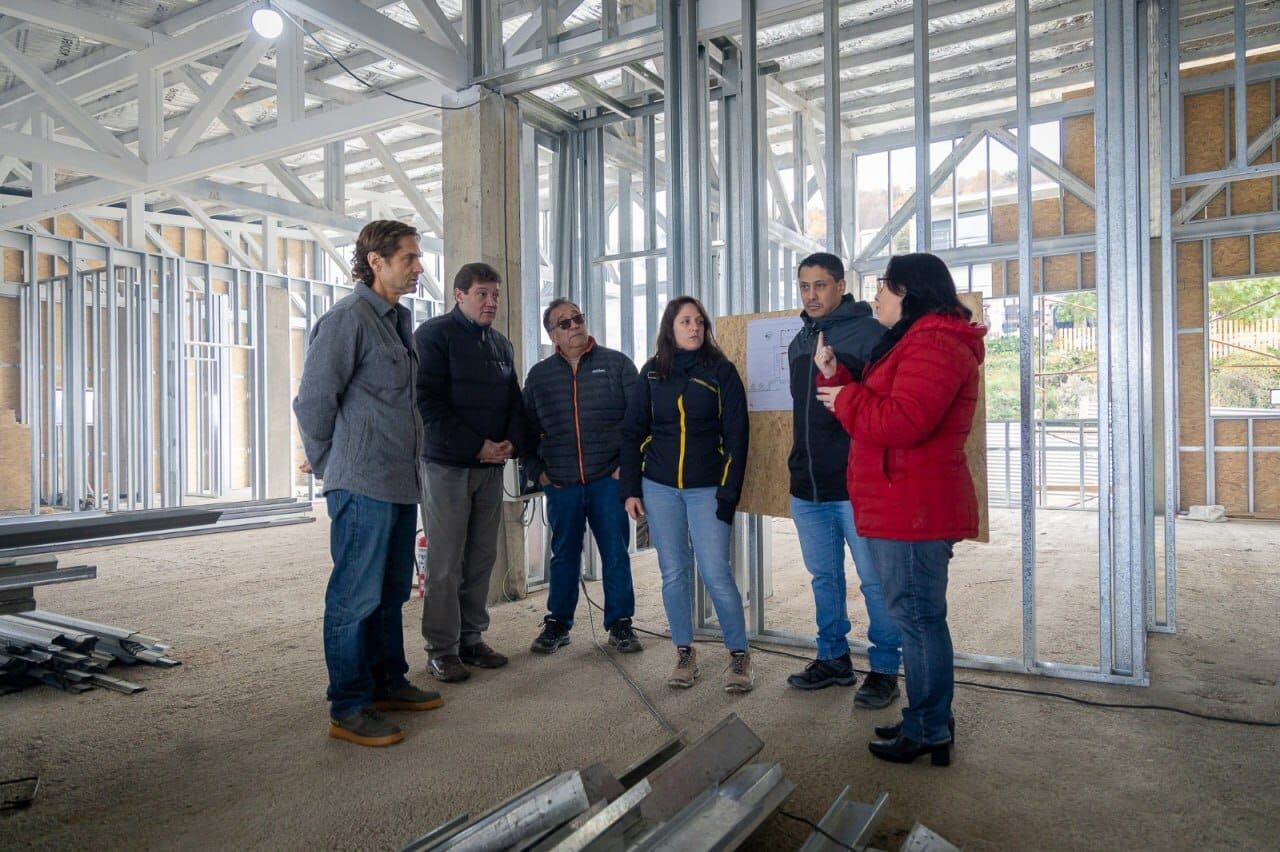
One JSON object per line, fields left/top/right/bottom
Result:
{"left": 415, "top": 532, "right": 428, "bottom": 599}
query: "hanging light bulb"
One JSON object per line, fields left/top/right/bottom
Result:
{"left": 251, "top": 4, "right": 285, "bottom": 39}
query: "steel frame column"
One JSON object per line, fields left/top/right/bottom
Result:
{"left": 1094, "top": 0, "right": 1150, "bottom": 682}
{"left": 663, "top": 0, "right": 705, "bottom": 300}
{"left": 1015, "top": 0, "right": 1037, "bottom": 671}
{"left": 823, "top": 0, "right": 841, "bottom": 255}
{"left": 1156, "top": 0, "right": 1179, "bottom": 632}
{"left": 914, "top": 0, "right": 931, "bottom": 252}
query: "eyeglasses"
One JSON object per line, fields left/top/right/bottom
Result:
{"left": 876, "top": 276, "right": 892, "bottom": 289}
{"left": 554, "top": 313, "right": 586, "bottom": 331}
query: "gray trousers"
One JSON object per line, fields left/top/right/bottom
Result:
{"left": 420, "top": 460, "right": 504, "bottom": 657}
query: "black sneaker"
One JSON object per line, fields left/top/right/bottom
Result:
{"left": 786, "top": 652, "right": 857, "bottom": 690}
{"left": 607, "top": 619, "right": 643, "bottom": 653}
{"left": 458, "top": 641, "right": 508, "bottom": 669}
{"left": 854, "top": 671, "right": 901, "bottom": 709}
{"left": 531, "top": 619, "right": 571, "bottom": 654}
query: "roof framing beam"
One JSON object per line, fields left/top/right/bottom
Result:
{"left": 0, "top": 0, "right": 155, "bottom": 50}
{"left": 0, "top": 74, "right": 450, "bottom": 228}
{"left": 360, "top": 132, "right": 444, "bottom": 235}
{"left": 173, "top": 179, "right": 366, "bottom": 235}
{"left": 0, "top": 37, "right": 137, "bottom": 161}
{"left": 404, "top": 0, "right": 466, "bottom": 53}
{"left": 163, "top": 35, "right": 273, "bottom": 158}
{"left": 274, "top": 0, "right": 466, "bottom": 86}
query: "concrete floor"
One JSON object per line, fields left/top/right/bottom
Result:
{"left": 1, "top": 509, "right": 1277, "bottom": 851}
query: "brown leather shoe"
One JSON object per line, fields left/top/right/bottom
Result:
{"left": 427, "top": 655, "right": 470, "bottom": 683}
{"left": 459, "top": 641, "right": 508, "bottom": 669}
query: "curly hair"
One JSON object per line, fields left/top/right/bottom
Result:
{"left": 352, "top": 220, "right": 419, "bottom": 287}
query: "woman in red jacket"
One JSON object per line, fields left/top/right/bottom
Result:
{"left": 815, "top": 252, "right": 986, "bottom": 767}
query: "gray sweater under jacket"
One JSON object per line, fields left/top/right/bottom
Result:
{"left": 292, "top": 282, "right": 422, "bottom": 505}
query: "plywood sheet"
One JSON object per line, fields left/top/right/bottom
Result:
{"left": 718, "top": 293, "right": 988, "bottom": 543}
{"left": 1179, "top": 450, "right": 1206, "bottom": 509}
{"left": 1214, "top": 419, "right": 1246, "bottom": 445}
{"left": 1211, "top": 235, "right": 1250, "bottom": 278}
{"left": 1254, "top": 419, "right": 1280, "bottom": 445}
{"left": 1213, "top": 451, "right": 1249, "bottom": 515}
{"left": 1176, "top": 240, "right": 1205, "bottom": 329}
{"left": 1254, "top": 232, "right": 1280, "bottom": 274}
{"left": 1044, "top": 254, "right": 1079, "bottom": 292}
{"left": 1177, "top": 333, "right": 1205, "bottom": 444}
{"left": 184, "top": 227, "right": 205, "bottom": 261}
{"left": 0, "top": 409, "right": 30, "bottom": 511}
{"left": 1253, "top": 452, "right": 1280, "bottom": 519}
{"left": 717, "top": 308, "right": 796, "bottom": 521}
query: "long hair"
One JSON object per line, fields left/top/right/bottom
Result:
{"left": 652, "top": 296, "right": 726, "bottom": 378}
{"left": 882, "top": 253, "right": 972, "bottom": 323}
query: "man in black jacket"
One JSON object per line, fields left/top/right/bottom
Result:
{"left": 785, "top": 253, "right": 902, "bottom": 709}
{"left": 522, "top": 299, "right": 641, "bottom": 655}
{"left": 415, "top": 262, "right": 523, "bottom": 683}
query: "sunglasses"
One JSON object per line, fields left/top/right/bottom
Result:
{"left": 554, "top": 313, "right": 586, "bottom": 331}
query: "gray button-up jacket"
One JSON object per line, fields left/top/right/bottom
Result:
{"left": 293, "top": 282, "right": 423, "bottom": 505}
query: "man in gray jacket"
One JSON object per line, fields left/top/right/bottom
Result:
{"left": 294, "top": 220, "right": 442, "bottom": 748}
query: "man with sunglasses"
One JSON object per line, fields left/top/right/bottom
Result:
{"left": 522, "top": 299, "right": 642, "bottom": 655}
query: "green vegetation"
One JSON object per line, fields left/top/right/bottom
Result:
{"left": 984, "top": 334, "right": 1098, "bottom": 422}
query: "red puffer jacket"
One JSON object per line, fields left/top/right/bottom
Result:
{"left": 816, "top": 313, "right": 987, "bottom": 541}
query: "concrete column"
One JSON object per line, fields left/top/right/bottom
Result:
{"left": 442, "top": 90, "right": 526, "bottom": 605}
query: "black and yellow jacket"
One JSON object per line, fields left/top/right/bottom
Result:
{"left": 619, "top": 350, "right": 749, "bottom": 508}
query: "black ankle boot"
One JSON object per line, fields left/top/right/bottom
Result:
{"left": 868, "top": 734, "right": 951, "bottom": 766}
{"left": 874, "top": 718, "right": 955, "bottom": 742}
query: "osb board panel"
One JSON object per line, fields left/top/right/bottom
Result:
{"left": 1254, "top": 420, "right": 1280, "bottom": 445}
{"left": 1183, "top": 90, "right": 1227, "bottom": 175}
{"left": 1177, "top": 333, "right": 1205, "bottom": 444}
{"left": 1253, "top": 453, "right": 1280, "bottom": 518}
{"left": 717, "top": 295, "right": 989, "bottom": 544}
{"left": 206, "top": 236, "right": 228, "bottom": 265}
{"left": 1044, "top": 254, "right": 1080, "bottom": 291}
{"left": 1213, "top": 451, "right": 1249, "bottom": 515}
{"left": 4, "top": 249, "right": 22, "bottom": 282}
{"left": 0, "top": 367, "right": 18, "bottom": 412}
{"left": 184, "top": 228, "right": 205, "bottom": 261}
{"left": 265, "top": 286, "right": 293, "bottom": 498}
{"left": 286, "top": 239, "right": 306, "bottom": 277}
{"left": 0, "top": 295, "right": 19, "bottom": 366}
{"left": 990, "top": 198, "right": 1063, "bottom": 243}
{"left": 53, "top": 217, "right": 80, "bottom": 239}
{"left": 231, "top": 349, "right": 251, "bottom": 490}
{"left": 718, "top": 308, "right": 794, "bottom": 520}
{"left": 291, "top": 329, "right": 307, "bottom": 472}
{"left": 1255, "top": 232, "right": 1280, "bottom": 273}
{"left": 1179, "top": 450, "right": 1206, "bottom": 509}
{"left": 1176, "top": 241, "right": 1205, "bottom": 329}
{"left": 1211, "top": 236, "right": 1250, "bottom": 278}
{"left": 161, "top": 226, "right": 183, "bottom": 256}
{"left": 0, "top": 409, "right": 31, "bottom": 511}
{"left": 91, "top": 218, "right": 121, "bottom": 242}
{"left": 1214, "top": 420, "right": 1246, "bottom": 445}
{"left": 1062, "top": 114, "right": 1094, "bottom": 184}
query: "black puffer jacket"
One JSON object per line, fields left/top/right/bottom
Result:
{"left": 788, "top": 295, "right": 885, "bottom": 501}
{"left": 620, "top": 351, "right": 749, "bottom": 507}
{"left": 414, "top": 305, "right": 524, "bottom": 467}
{"left": 522, "top": 340, "right": 638, "bottom": 487}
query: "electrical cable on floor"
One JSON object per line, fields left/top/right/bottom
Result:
{"left": 576, "top": 584, "right": 1280, "bottom": 729}
{"left": 579, "top": 579, "right": 677, "bottom": 736}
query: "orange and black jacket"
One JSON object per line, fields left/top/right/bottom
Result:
{"left": 521, "top": 339, "right": 638, "bottom": 487}
{"left": 619, "top": 351, "right": 749, "bottom": 508}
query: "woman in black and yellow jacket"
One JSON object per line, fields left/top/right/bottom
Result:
{"left": 620, "top": 296, "right": 752, "bottom": 693}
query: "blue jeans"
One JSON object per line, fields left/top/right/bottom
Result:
{"left": 544, "top": 475, "right": 635, "bottom": 629}
{"left": 791, "top": 497, "right": 902, "bottom": 673}
{"left": 323, "top": 490, "right": 416, "bottom": 719}
{"left": 867, "top": 538, "right": 955, "bottom": 745}
{"left": 642, "top": 478, "right": 748, "bottom": 652}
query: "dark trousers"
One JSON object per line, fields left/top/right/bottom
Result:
{"left": 867, "top": 538, "right": 955, "bottom": 745}
{"left": 544, "top": 475, "right": 635, "bottom": 630}
{"left": 419, "top": 461, "right": 503, "bottom": 657}
{"left": 323, "top": 490, "right": 416, "bottom": 719}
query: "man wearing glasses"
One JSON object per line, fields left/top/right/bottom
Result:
{"left": 522, "top": 299, "right": 642, "bottom": 655}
